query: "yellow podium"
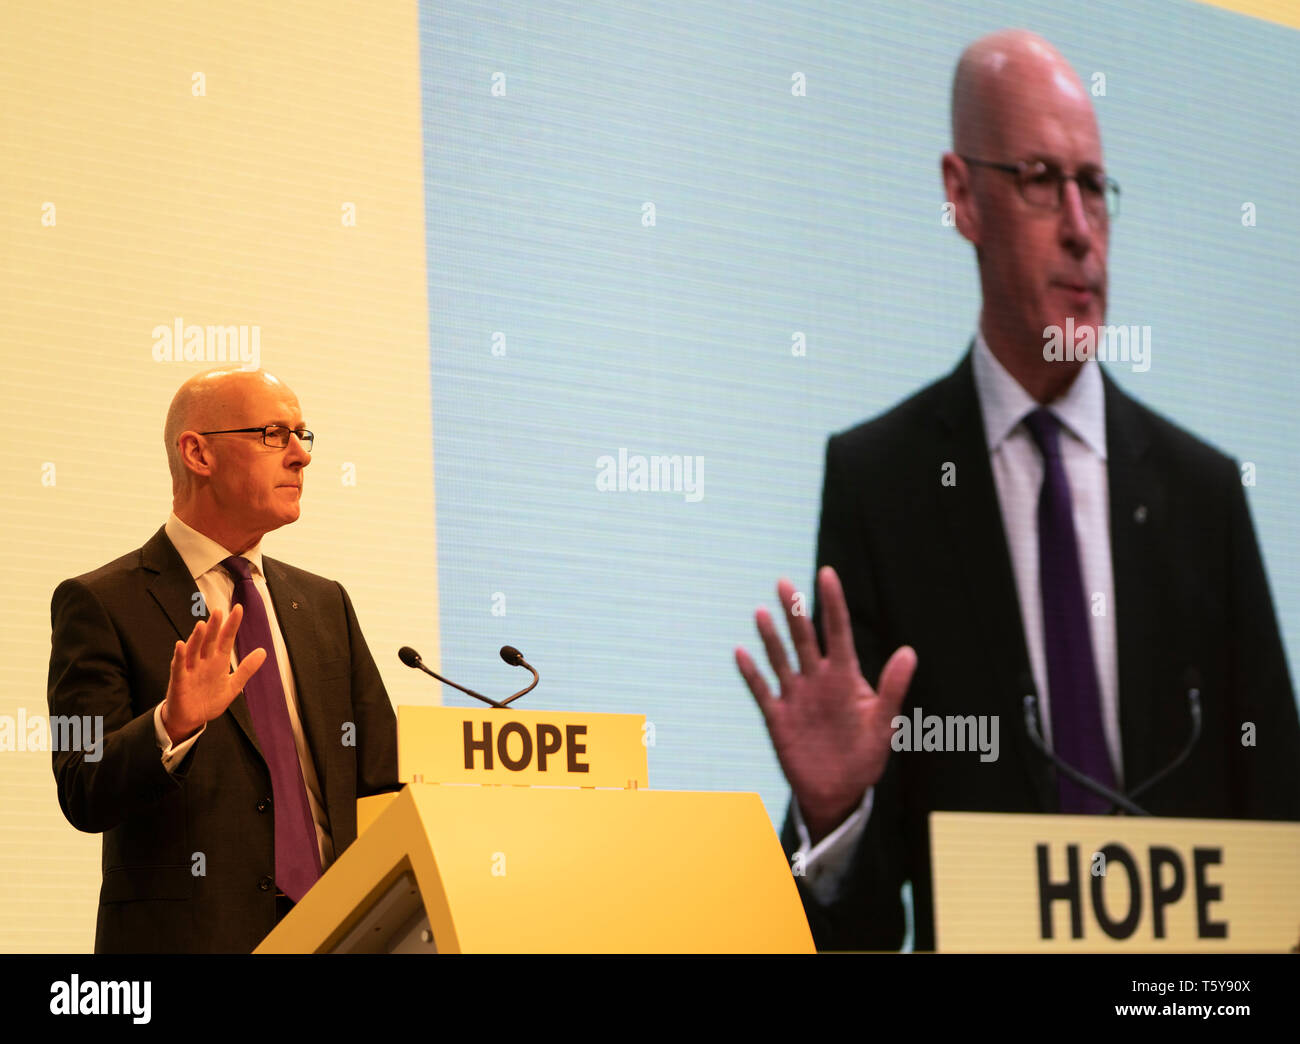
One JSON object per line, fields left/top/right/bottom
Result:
{"left": 256, "top": 706, "right": 814, "bottom": 953}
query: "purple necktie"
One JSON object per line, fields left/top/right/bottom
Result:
{"left": 222, "top": 555, "right": 322, "bottom": 900}
{"left": 1022, "top": 409, "right": 1117, "bottom": 814}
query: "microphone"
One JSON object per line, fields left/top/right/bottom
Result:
{"left": 1125, "top": 667, "right": 1202, "bottom": 803}
{"left": 398, "top": 646, "right": 504, "bottom": 708}
{"left": 497, "top": 645, "right": 539, "bottom": 707}
{"left": 1020, "top": 673, "right": 1149, "bottom": 816}
{"left": 1020, "top": 667, "right": 1204, "bottom": 816}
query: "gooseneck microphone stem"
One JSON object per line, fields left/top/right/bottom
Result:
{"left": 1126, "top": 674, "right": 1202, "bottom": 803}
{"left": 498, "top": 663, "right": 539, "bottom": 707}
{"left": 1021, "top": 667, "right": 1204, "bottom": 816}
{"left": 1022, "top": 695, "right": 1150, "bottom": 816}
{"left": 398, "top": 646, "right": 503, "bottom": 708}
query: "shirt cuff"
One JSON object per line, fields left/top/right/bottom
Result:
{"left": 791, "top": 787, "right": 873, "bottom": 905}
{"left": 154, "top": 702, "right": 204, "bottom": 771}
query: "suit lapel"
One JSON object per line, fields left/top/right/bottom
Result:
{"left": 933, "top": 352, "right": 1057, "bottom": 811}
{"left": 142, "top": 527, "right": 201, "bottom": 643}
{"left": 1102, "top": 370, "right": 1162, "bottom": 793}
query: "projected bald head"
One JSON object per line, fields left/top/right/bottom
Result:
{"left": 166, "top": 368, "right": 311, "bottom": 554}
{"left": 941, "top": 29, "right": 1109, "bottom": 403}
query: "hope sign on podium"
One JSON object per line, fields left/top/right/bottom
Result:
{"left": 397, "top": 705, "right": 649, "bottom": 788}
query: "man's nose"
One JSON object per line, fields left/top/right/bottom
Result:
{"left": 286, "top": 433, "right": 311, "bottom": 466}
{"left": 1058, "top": 179, "right": 1094, "bottom": 254}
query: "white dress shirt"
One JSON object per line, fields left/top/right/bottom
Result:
{"left": 152, "top": 512, "right": 336, "bottom": 869}
{"left": 792, "top": 332, "right": 1121, "bottom": 903}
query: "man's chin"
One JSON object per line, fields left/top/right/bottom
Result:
{"left": 275, "top": 487, "right": 302, "bottom": 516}
{"left": 264, "top": 505, "right": 301, "bottom": 531}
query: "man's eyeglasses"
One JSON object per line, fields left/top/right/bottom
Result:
{"left": 959, "top": 156, "right": 1120, "bottom": 221}
{"left": 197, "top": 425, "right": 314, "bottom": 452}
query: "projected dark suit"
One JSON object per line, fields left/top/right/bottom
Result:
{"left": 784, "top": 350, "right": 1300, "bottom": 951}
{"left": 48, "top": 527, "right": 399, "bottom": 953}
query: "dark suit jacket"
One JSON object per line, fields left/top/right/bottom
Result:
{"left": 784, "top": 351, "right": 1300, "bottom": 951}
{"left": 47, "top": 526, "right": 399, "bottom": 953}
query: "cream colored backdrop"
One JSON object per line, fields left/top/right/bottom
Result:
{"left": 0, "top": 1, "right": 439, "bottom": 952}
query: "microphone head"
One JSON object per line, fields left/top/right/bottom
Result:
{"left": 500, "top": 645, "right": 524, "bottom": 666}
{"left": 398, "top": 646, "right": 423, "bottom": 669}
{"left": 1022, "top": 694, "right": 1039, "bottom": 729}
{"left": 1184, "top": 666, "right": 1203, "bottom": 724}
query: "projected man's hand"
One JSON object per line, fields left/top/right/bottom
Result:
{"left": 736, "top": 565, "right": 916, "bottom": 845}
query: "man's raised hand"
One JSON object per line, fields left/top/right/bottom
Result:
{"left": 735, "top": 565, "right": 916, "bottom": 843}
{"left": 160, "top": 604, "right": 266, "bottom": 745}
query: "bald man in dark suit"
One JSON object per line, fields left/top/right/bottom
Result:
{"left": 48, "top": 368, "right": 398, "bottom": 953}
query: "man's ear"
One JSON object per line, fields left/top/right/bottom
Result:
{"left": 177, "top": 432, "right": 214, "bottom": 479}
{"left": 941, "top": 152, "right": 981, "bottom": 246}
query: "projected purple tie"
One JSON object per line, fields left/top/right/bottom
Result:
{"left": 1022, "top": 408, "right": 1117, "bottom": 814}
{"left": 222, "top": 555, "right": 322, "bottom": 900}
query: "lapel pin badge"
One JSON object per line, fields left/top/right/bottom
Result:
{"left": 291, "top": 600, "right": 299, "bottom": 610}
{"left": 1134, "top": 505, "right": 1148, "bottom": 524}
